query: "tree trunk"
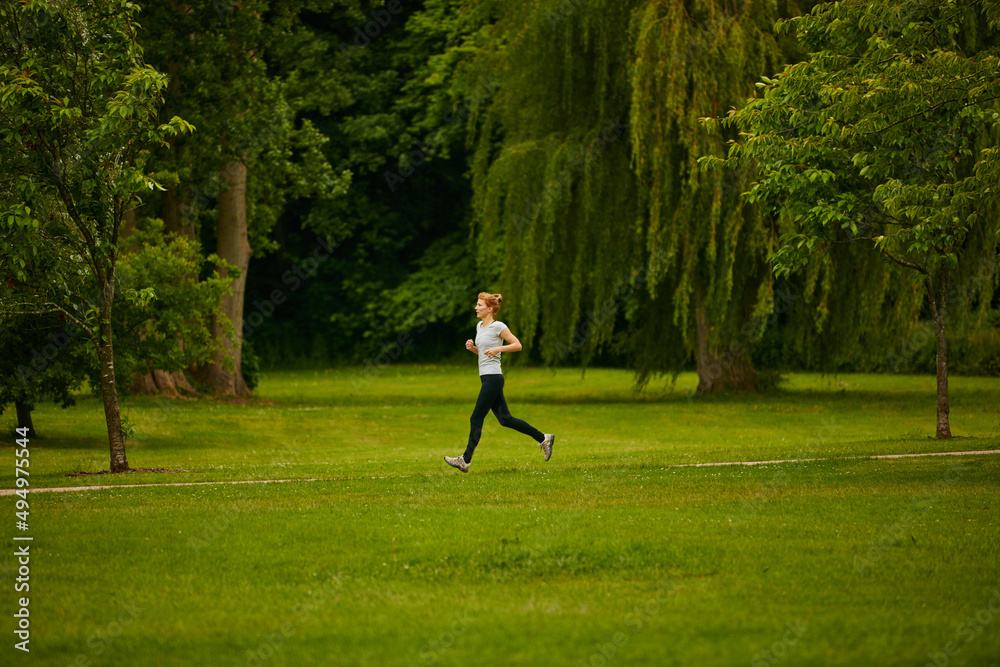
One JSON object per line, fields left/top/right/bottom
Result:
{"left": 96, "top": 281, "right": 130, "bottom": 472}
{"left": 122, "top": 207, "right": 138, "bottom": 238}
{"left": 199, "top": 160, "right": 252, "bottom": 396}
{"left": 695, "top": 290, "right": 758, "bottom": 394}
{"left": 927, "top": 274, "right": 952, "bottom": 439}
{"left": 162, "top": 186, "right": 194, "bottom": 239}
{"left": 130, "top": 366, "right": 196, "bottom": 397}
{"left": 161, "top": 58, "right": 193, "bottom": 241}
{"left": 695, "top": 292, "right": 713, "bottom": 393}
{"left": 14, "top": 399, "right": 35, "bottom": 439}
{"left": 162, "top": 186, "right": 180, "bottom": 234}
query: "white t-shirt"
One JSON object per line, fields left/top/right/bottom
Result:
{"left": 476, "top": 320, "right": 507, "bottom": 375}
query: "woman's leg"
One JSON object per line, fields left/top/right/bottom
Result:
{"left": 463, "top": 375, "right": 504, "bottom": 463}
{"left": 490, "top": 377, "right": 544, "bottom": 443}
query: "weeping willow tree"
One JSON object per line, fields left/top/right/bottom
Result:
{"left": 707, "top": 0, "right": 1000, "bottom": 438}
{"left": 463, "top": 0, "right": 805, "bottom": 391}
{"left": 468, "top": 0, "right": 644, "bottom": 372}
{"left": 626, "top": 0, "right": 811, "bottom": 391}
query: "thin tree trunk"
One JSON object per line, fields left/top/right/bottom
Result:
{"left": 162, "top": 185, "right": 195, "bottom": 240}
{"left": 14, "top": 399, "right": 35, "bottom": 439}
{"left": 162, "top": 58, "right": 193, "bottom": 241}
{"left": 200, "top": 160, "right": 251, "bottom": 396}
{"left": 96, "top": 279, "right": 130, "bottom": 472}
{"left": 122, "top": 207, "right": 138, "bottom": 238}
{"left": 927, "top": 274, "right": 952, "bottom": 439}
{"left": 695, "top": 291, "right": 713, "bottom": 394}
{"left": 162, "top": 186, "right": 181, "bottom": 234}
{"left": 695, "top": 290, "right": 758, "bottom": 394}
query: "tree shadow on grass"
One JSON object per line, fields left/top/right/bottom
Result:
{"left": 65, "top": 467, "right": 195, "bottom": 476}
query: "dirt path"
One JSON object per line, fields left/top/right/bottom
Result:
{"left": 676, "top": 448, "right": 1000, "bottom": 467}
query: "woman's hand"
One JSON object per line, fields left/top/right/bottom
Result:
{"left": 466, "top": 339, "right": 477, "bottom": 354}
{"left": 484, "top": 347, "right": 502, "bottom": 359}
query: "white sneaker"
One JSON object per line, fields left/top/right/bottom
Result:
{"left": 539, "top": 434, "right": 555, "bottom": 461}
{"left": 444, "top": 455, "right": 470, "bottom": 473}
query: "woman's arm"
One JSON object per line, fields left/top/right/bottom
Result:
{"left": 465, "top": 339, "right": 478, "bottom": 354}
{"left": 484, "top": 327, "right": 522, "bottom": 358}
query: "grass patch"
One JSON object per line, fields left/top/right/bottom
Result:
{"left": 2, "top": 367, "right": 999, "bottom": 665}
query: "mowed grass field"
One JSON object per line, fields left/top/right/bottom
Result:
{"left": 2, "top": 366, "right": 999, "bottom": 666}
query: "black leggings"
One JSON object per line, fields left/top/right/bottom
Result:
{"left": 464, "top": 374, "right": 543, "bottom": 462}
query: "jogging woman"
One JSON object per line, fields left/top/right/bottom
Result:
{"left": 444, "top": 292, "right": 554, "bottom": 473}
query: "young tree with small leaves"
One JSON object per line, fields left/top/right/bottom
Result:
{"left": 705, "top": 0, "right": 1000, "bottom": 437}
{"left": 0, "top": 0, "right": 194, "bottom": 471}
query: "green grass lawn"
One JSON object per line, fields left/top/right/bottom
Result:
{"left": 2, "top": 366, "right": 999, "bottom": 666}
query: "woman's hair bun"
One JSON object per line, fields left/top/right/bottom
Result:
{"left": 478, "top": 291, "right": 503, "bottom": 313}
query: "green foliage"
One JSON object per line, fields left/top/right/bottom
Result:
{"left": 119, "top": 412, "right": 136, "bottom": 443}
{"left": 466, "top": 0, "right": 649, "bottom": 365}
{"left": 462, "top": 0, "right": 808, "bottom": 379}
{"left": 357, "top": 231, "right": 481, "bottom": 359}
{"left": 0, "top": 212, "right": 232, "bottom": 421}
{"left": 140, "top": 1, "right": 349, "bottom": 251}
{"left": 630, "top": 0, "right": 800, "bottom": 335}
{"left": 113, "top": 218, "right": 233, "bottom": 388}
{"left": 910, "top": 309, "right": 1000, "bottom": 376}
{"left": 241, "top": 0, "right": 486, "bottom": 366}
{"left": 771, "top": 243, "right": 926, "bottom": 372}
{"left": 0, "top": 314, "right": 94, "bottom": 426}
{"left": 240, "top": 337, "right": 260, "bottom": 391}
{"left": 709, "top": 0, "right": 1000, "bottom": 284}
{"left": 0, "top": 0, "right": 193, "bottom": 331}
{"left": 703, "top": 0, "right": 1000, "bottom": 423}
